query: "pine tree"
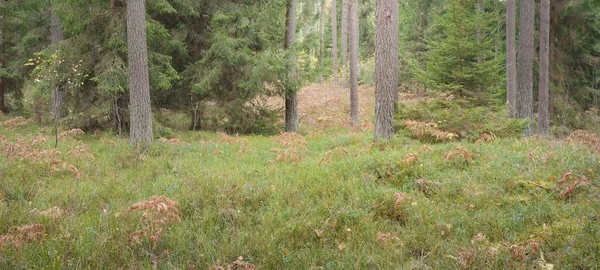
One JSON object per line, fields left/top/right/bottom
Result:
{"left": 331, "top": 0, "right": 338, "bottom": 83}
{"left": 374, "top": 0, "right": 398, "bottom": 141}
{"left": 538, "top": 0, "right": 550, "bottom": 135}
{"left": 516, "top": 0, "right": 535, "bottom": 136}
{"left": 349, "top": 0, "right": 359, "bottom": 126}
{"left": 127, "top": 0, "right": 153, "bottom": 148}
{"left": 341, "top": 0, "right": 349, "bottom": 72}
{"left": 285, "top": 0, "right": 299, "bottom": 132}
{"left": 506, "top": 0, "right": 517, "bottom": 117}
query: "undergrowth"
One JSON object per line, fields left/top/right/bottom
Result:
{"left": 0, "top": 116, "right": 599, "bottom": 269}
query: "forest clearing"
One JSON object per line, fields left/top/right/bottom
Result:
{"left": 1, "top": 84, "right": 599, "bottom": 269}
{"left": 1, "top": 0, "right": 600, "bottom": 268}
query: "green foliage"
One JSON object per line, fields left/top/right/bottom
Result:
{"left": 396, "top": 99, "right": 528, "bottom": 141}
{"left": 182, "top": 1, "right": 287, "bottom": 133}
{"left": 416, "top": 0, "right": 503, "bottom": 102}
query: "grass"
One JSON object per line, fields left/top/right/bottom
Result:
{"left": 0, "top": 87, "right": 599, "bottom": 269}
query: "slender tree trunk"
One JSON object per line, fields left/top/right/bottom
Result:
{"left": 349, "top": 0, "right": 359, "bottom": 126}
{"left": 477, "top": 0, "right": 484, "bottom": 64}
{"left": 318, "top": 0, "right": 325, "bottom": 83}
{"left": 331, "top": 0, "right": 338, "bottom": 83}
{"left": 127, "top": 0, "right": 153, "bottom": 147}
{"left": 517, "top": 0, "right": 535, "bottom": 136}
{"left": 375, "top": 0, "right": 398, "bottom": 141}
{"left": 341, "top": 0, "right": 349, "bottom": 72}
{"left": 538, "top": 0, "right": 550, "bottom": 136}
{"left": 506, "top": 0, "right": 517, "bottom": 117}
{"left": 51, "top": 4, "right": 67, "bottom": 120}
{"left": 285, "top": 0, "right": 299, "bottom": 132}
{"left": 0, "top": 1, "right": 7, "bottom": 114}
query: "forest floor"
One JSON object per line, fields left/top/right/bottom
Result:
{"left": 0, "top": 84, "right": 599, "bottom": 269}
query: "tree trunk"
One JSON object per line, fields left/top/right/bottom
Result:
{"left": 349, "top": 0, "right": 359, "bottom": 126}
{"left": 285, "top": 0, "right": 299, "bottom": 132}
{"left": 51, "top": 4, "right": 67, "bottom": 120}
{"left": 374, "top": 0, "right": 398, "bottom": 141}
{"left": 506, "top": 0, "right": 517, "bottom": 117}
{"left": 331, "top": 0, "right": 338, "bottom": 83}
{"left": 318, "top": 0, "right": 325, "bottom": 83}
{"left": 538, "top": 0, "right": 550, "bottom": 136}
{"left": 516, "top": 0, "right": 535, "bottom": 136}
{"left": 0, "top": 1, "right": 6, "bottom": 114}
{"left": 127, "top": 0, "right": 153, "bottom": 147}
{"left": 341, "top": 0, "right": 349, "bottom": 72}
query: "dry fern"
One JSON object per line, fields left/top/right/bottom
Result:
{"left": 128, "top": 196, "right": 182, "bottom": 247}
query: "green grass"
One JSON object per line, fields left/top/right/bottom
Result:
{"left": 0, "top": 119, "right": 599, "bottom": 269}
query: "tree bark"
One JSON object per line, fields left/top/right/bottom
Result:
{"left": 374, "top": 0, "right": 398, "bottom": 141}
{"left": 341, "top": 0, "right": 349, "bottom": 72}
{"left": 538, "top": 0, "right": 550, "bottom": 136}
{"left": 506, "top": 0, "right": 517, "bottom": 117}
{"left": 331, "top": 0, "right": 338, "bottom": 83}
{"left": 318, "top": 0, "right": 325, "bottom": 83}
{"left": 349, "top": 0, "right": 359, "bottom": 126}
{"left": 127, "top": 0, "right": 153, "bottom": 147}
{"left": 477, "top": 0, "right": 484, "bottom": 64}
{"left": 285, "top": 0, "right": 299, "bottom": 132}
{"left": 0, "top": 1, "right": 7, "bottom": 114}
{"left": 51, "top": 4, "right": 67, "bottom": 120}
{"left": 516, "top": 0, "right": 535, "bottom": 136}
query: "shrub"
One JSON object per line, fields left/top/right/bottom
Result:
{"left": 396, "top": 99, "right": 528, "bottom": 141}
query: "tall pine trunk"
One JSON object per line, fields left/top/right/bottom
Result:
{"left": 0, "top": 1, "right": 8, "bottom": 114}
{"left": 51, "top": 4, "right": 67, "bottom": 120}
{"left": 516, "top": 0, "right": 535, "bottom": 136}
{"left": 538, "top": 0, "right": 550, "bottom": 135}
{"left": 127, "top": 0, "right": 153, "bottom": 147}
{"left": 506, "top": 0, "right": 517, "bottom": 117}
{"left": 349, "top": 0, "right": 359, "bottom": 126}
{"left": 331, "top": 0, "right": 338, "bottom": 83}
{"left": 318, "top": 0, "right": 325, "bottom": 83}
{"left": 374, "top": 0, "right": 398, "bottom": 141}
{"left": 341, "top": 0, "right": 349, "bottom": 72}
{"left": 285, "top": 0, "right": 299, "bottom": 132}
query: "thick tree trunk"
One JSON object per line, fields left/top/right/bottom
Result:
{"left": 516, "top": 0, "right": 535, "bottom": 136}
{"left": 349, "top": 0, "right": 359, "bottom": 126}
{"left": 127, "top": 0, "right": 153, "bottom": 147}
{"left": 285, "top": 0, "right": 299, "bottom": 132}
{"left": 51, "top": 5, "right": 67, "bottom": 120}
{"left": 341, "top": 0, "right": 349, "bottom": 72}
{"left": 506, "top": 0, "right": 517, "bottom": 117}
{"left": 374, "top": 0, "right": 398, "bottom": 141}
{"left": 331, "top": 0, "right": 338, "bottom": 83}
{"left": 538, "top": 0, "right": 550, "bottom": 136}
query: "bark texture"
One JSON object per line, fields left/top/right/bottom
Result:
{"left": 331, "top": 0, "right": 338, "bottom": 83}
{"left": 285, "top": 0, "right": 299, "bottom": 132}
{"left": 0, "top": 1, "right": 8, "bottom": 114}
{"left": 51, "top": 4, "right": 67, "bottom": 120}
{"left": 349, "top": 0, "right": 359, "bottom": 126}
{"left": 318, "top": 0, "right": 325, "bottom": 83}
{"left": 341, "top": 0, "right": 349, "bottom": 71}
{"left": 374, "top": 0, "right": 398, "bottom": 141}
{"left": 506, "top": 0, "right": 517, "bottom": 117}
{"left": 538, "top": 0, "right": 550, "bottom": 136}
{"left": 127, "top": 0, "right": 153, "bottom": 147}
{"left": 516, "top": 0, "right": 535, "bottom": 136}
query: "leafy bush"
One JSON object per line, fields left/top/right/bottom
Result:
{"left": 396, "top": 99, "right": 528, "bottom": 141}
